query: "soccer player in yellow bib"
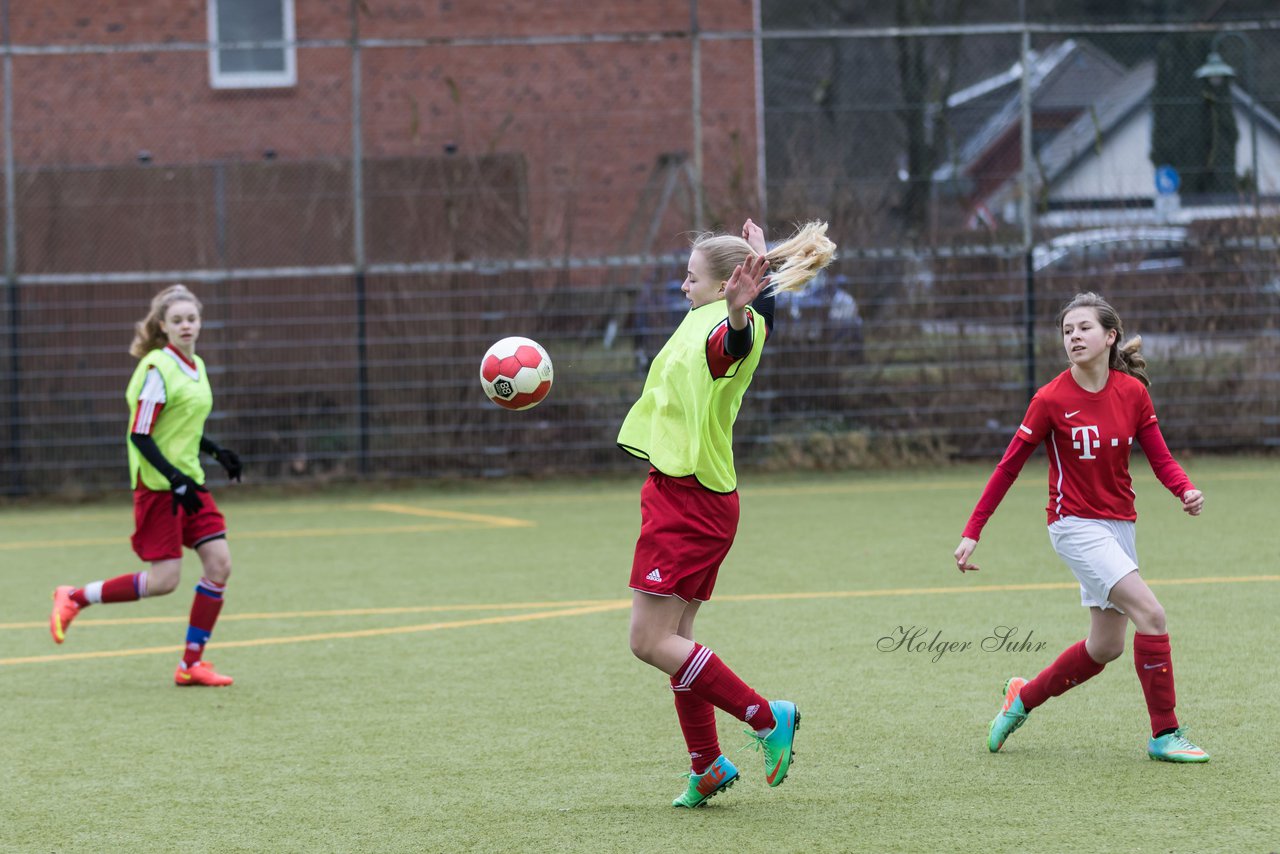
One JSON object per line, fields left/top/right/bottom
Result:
{"left": 619, "top": 219, "right": 835, "bottom": 807}
{"left": 50, "top": 284, "right": 243, "bottom": 687}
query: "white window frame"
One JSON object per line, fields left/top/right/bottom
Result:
{"left": 208, "top": 0, "right": 297, "bottom": 90}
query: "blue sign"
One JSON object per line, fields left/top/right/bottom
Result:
{"left": 1155, "top": 165, "right": 1181, "bottom": 195}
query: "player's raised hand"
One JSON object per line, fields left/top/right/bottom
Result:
{"left": 742, "top": 218, "right": 767, "bottom": 255}
{"left": 1181, "top": 489, "right": 1204, "bottom": 516}
{"left": 724, "top": 253, "right": 770, "bottom": 314}
{"left": 954, "top": 537, "right": 980, "bottom": 573}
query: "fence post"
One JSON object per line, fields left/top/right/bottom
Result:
{"left": 1019, "top": 18, "right": 1037, "bottom": 402}
{"left": 689, "top": 0, "right": 705, "bottom": 231}
{"left": 2, "top": 0, "right": 24, "bottom": 495}
{"left": 752, "top": 0, "right": 767, "bottom": 222}
{"left": 350, "top": 0, "right": 370, "bottom": 474}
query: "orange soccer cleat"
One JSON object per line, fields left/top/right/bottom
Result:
{"left": 50, "top": 586, "right": 81, "bottom": 644}
{"left": 175, "top": 660, "right": 234, "bottom": 687}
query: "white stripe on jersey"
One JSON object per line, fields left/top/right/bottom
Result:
{"left": 132, "top": 368, "right": 167, "bottom": 434}
{"left": 1050, "top": 434, "right": 1066, "bottom": 520}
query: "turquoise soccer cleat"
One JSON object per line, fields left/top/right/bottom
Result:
{"left": 988, "top": 676, "right": 1029, "bottom": 752}
{"left": 1147, "top": 728, "right": 1209, "bottom": 763}
{"left": 672, "top": 755, "right": 739, "bottom": 808}
{"left": 743, "top": 700, "right": 800, "bottom": 787}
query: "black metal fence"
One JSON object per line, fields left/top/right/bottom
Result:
{"left": 3, "top": 15, "right": 1279, "bottom": 497}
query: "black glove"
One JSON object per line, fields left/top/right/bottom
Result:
{"left": 212, "top": 447, "right": 243, "bottom": 482}
{"left": 169, "top": 471, "right": 208, "bottom": 515}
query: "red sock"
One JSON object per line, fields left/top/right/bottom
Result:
{"left": 672, "top": 643, "right": 775, "bottom": 731}
{"left": 1019, "top": 639, "right": 1106, "bottom": 711}
{"left": 72, "top": 572, "right": 147, "bottom": 607}
{"left": 670, "top": 676, "right": 720, "bottom": 774}
{"left": 1134, "top": 632, "right": 1178, "bottom": 736}
{"left": 181, "top": 579, "right": 226, "bottom": 668}
{"left": 100, "top": 573, "right": 145, "bottom": 603}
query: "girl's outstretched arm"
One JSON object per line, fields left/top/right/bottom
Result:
{"left": 953, "top": 436, "right": 1036, "bottom": 573}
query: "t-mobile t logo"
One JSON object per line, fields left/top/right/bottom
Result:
{"left": 1072, "top": 425, "right": 1101, "bottom": 459}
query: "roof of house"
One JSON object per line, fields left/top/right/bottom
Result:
{"left": 1032, "top": 59, "right": 1280, "bottom": 191}
{"left": 935, "top": 39, "right": 1129, "bottom": 183}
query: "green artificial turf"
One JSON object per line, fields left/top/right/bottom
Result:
{"left": 2, "top": 458, "right": 1276, "bottom": 852}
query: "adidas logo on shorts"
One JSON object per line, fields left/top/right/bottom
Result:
{"left": 646, "top": 568, "right": 663, "bottom": 583}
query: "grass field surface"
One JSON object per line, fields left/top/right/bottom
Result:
{"left": 2, "top": 458, "right": 1278, "bottom": 853}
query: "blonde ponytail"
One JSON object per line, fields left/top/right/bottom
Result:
{"left": 691, "top": 221, "right": 837, "bottom": 295}
{"left": 762, "top": 221, "right": 837, "bottom": 294}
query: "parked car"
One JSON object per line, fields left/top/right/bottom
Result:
{"left": 1032, "top": 226, "right": 1189, "bottom": 274}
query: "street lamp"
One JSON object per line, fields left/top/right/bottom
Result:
{"left": 1193, "top": 51, "right": 1234, "bottom": 87}
{"left": 1195, "top": 32, "right": 1258, "bottom": 205}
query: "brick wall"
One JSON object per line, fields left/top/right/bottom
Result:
{"left": 5, "top": 1, "right": 760, "bottom": 265}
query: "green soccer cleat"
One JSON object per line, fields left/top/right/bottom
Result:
{"left": 1148, "top": 728, "right": 1209, "bottom": 763}
{"left": 672, "top": 755, "right": 739, "bottom": 808}
{"left": 988, "top": 676, "right": 1029, "bottom": 753}
{"left": 743, "top": 700, "right": 800, "bottom": 787}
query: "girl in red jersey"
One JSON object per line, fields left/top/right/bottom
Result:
{"left": 50, "top": 284, "right": 242, "bottom": 687}
{"left": 618, "top": 219, "right": 836, "bottom": 807}
{"left": 955, "top": 291, "right": 1208, "bottom": 762}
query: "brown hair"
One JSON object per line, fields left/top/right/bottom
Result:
{"left": 1056, "top": 291, "right": 1149, "bottom": 387}
{"left": 692, "top": 221, "right": 837, "bottom": 295}
{"left": 130, "top": 284, "right": 202, "bottom": 359}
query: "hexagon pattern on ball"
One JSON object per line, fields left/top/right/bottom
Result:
{"left": 480, "top": 336, "right": 554, "bottom": 410}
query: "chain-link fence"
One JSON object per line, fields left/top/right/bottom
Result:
{"left": 2, "top": 9, "right": 1277, "bottom": 497}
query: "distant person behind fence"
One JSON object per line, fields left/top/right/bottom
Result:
{"left": 49, "top": 284, "right": 244, "bottom": 687}
{"left": 954, "top": 291, "right": 1209, "bottom": 763}
{"left": 618, "top": 218, "right": 836, "bottom": 807}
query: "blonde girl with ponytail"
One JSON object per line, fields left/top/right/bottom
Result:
{"left": 617, "top": 217, "right": 836, "bottom": 807}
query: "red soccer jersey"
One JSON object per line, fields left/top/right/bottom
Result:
{"left": 1016, "top": 368, "right": 1171, "bottom": 524}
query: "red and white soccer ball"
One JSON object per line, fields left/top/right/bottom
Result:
{"left": 480, "top": 336, "right": 554, "bottom": 411}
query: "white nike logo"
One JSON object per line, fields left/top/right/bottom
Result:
{"left": 1143, "top": 662, "right": 1168, "bottom": 670}
{"left": 1065, "top": 410, "right": 1081, "bottom": 418}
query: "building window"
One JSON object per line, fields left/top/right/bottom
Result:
{"left": 208, "top": 0, "right": 296, "bottom": 89}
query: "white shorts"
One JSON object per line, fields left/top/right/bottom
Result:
{"left": 1047, "top": 517, "right": 1138, "bottom": 611}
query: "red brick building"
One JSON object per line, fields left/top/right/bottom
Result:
{"left": 6, "top": 1, "right": 761, "bottom": 273}
{"left": 1, "top": 1, "right": 767, "bottom": 492}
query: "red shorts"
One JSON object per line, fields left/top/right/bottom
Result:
{"left": 131, "top": 485, "right": 227, "bottom": 562}
{"left": 629, "top": 471, "right": 740, "bottom": 602}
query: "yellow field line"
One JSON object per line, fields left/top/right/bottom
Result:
{"left": 0, "top": 521, "right": 506, "bottom": 552}
{"left": 717, "top": 574, "right": 1280, "bottom": 602}
{"left": 366, "top": 502, "right": 534, "bottom": 527}
{"left": 3, "top": 572, "right": 1276, "bottom": 663}
{"left": 0, "top": 599, "right": 625, "bottom": 631}
{"left": 4, "top": 574, "right": 1276, "bottom": 634}
{"left": 3, "top": 465, "right": 1273, "bottom": 530}
{"left": 0, "top": 602, "right": 630, "bottom": 666}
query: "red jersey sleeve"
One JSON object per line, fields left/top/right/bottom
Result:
{"left": 1015, "top": 390, "right": 1052, "bottom": 446}
{"left": 962, "top": 435, "right": 1036, "bottom": 541}
{"left": 705, "top": 309, "right": 758, "bottom": 379}
{"left": 1136, "top": 421, "right": 1195, "bottom": 499}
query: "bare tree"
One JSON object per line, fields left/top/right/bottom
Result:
{"left": 892, "top": 0, "right": 964, "bottom": 234}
